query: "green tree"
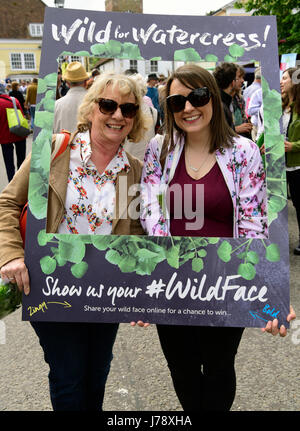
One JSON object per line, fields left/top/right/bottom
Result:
{"left": 235, "top": 0, "right": 300, "bottom": 54}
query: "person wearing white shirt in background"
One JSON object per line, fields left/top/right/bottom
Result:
{"left": 53, "top": 62, "right": 89, "bottom": 134}
{"left": 243, "top": 67, "right": 261, "bottom": 114}
{"left": 247, "top": 87, "right": 263, "bottom": 142}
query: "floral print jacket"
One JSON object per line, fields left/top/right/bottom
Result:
{"left": 140, "top": 132, "right": 268, "bottom": 238}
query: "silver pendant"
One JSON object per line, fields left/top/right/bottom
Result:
{"left": 189, "top": 164, "right": 199, "bottom": 172}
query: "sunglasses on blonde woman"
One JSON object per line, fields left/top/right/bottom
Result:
{"left": 97, "top": 98, "right": 139, "bottom": 118}
{"left": 166, "top": 87, "right": 211, "bottom": 113}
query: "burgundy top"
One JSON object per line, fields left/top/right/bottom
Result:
{"left": 0, "top": 94, "right": 26, "bottom": 144}
{"left": 168, "top": 149, "right": 233, "bottom": 237}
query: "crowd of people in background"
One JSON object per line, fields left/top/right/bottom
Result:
{"left": 0, "top": 60, "right": 299, "bottom": 253}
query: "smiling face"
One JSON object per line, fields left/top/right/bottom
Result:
{"left": 169, "top": 78, "right": 213, "bottom": 140}
{"left": 89, "top": 83, "right": 136, "bottom": 149}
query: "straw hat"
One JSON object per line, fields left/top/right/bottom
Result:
{"left": 63, "top": 61, "right": 89, "bottom": 82}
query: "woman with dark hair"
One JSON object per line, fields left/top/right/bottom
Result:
{"left": 140, "top": 64, "right": 295, "bottom": 411}
{"left": 281, "top": 67, "right": 300, "bottom": 255}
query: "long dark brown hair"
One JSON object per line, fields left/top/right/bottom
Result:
{"left": 281, "top": 67, "right": 300, "bottom": 115}
{"left": 160, "top": 64, "right": 237, "bottom": 165}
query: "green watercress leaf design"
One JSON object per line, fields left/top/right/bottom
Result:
{"left": 40, "top": 256, "right": 57, "bottom": 275}
{"left": 229, "top": 43, "right": 245, "bottom": 58}
{"left": 58, "top": 239, "right": 86, "bottom": 264}
{"left": 192, "top": 257, "right": 204, "bottom": 272}
{"left": 37, "top": 229, "right": 54, "bottom": 246}
{"left": 265, "top": 244, "right": 280, "bottom": 262}
{"left": 238, "top": 262, "right": 256, "bottom": 280}
{"left": 217, "top": 240, "right": 232, "bottom": 262}
{"left": 71, "top": 261, "right": 89, "bottom": 278}
{"left": 174, "top": 48, "right": 202, "bottom": 62}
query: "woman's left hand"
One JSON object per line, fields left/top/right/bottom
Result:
{"left": 261, "top": 305, "right": 296, "bottom": 337}
{"left": 130, "top": 321, "right": 150, "bottom": 328}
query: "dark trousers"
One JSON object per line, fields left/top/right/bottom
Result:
{"left": 287, "top": 169, "right": 300, "bottom": 236}
{"left": 156, "top": 324, "right": 244, "bottom": 411}
{"left": 31, "top": 321, "right": 119, "bottom": 411}
{"left": 1, "top": 140, "right": 26, "bottom": 182}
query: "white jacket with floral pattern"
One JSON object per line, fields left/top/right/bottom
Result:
{"left": 140, "top": 132, "right": 268, "bottom": 238}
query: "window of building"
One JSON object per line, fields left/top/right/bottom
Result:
{"left": 10, "top": 53, "right": 36, "bottom": 70}
{"left": 150, "top": 60, "right": 158, "bottom": 73}
{"left": 29, "top": 23, "right": 44, "bottom": 37}
{"left": 129, "top": 60, "right": 138, "bottom": 71}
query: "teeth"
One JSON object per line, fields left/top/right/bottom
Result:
{"left": 107, "top": 124, "right": 123, "bottom": 129}
{"left": 184, "top": 115, "right": 199, "bottom": 121}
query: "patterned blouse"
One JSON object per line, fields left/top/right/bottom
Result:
{"left": 58, "top": 130, "right": 130, "bottom": 235}
{"left": 140, "top": 132, "right": 268, "bottom": 238}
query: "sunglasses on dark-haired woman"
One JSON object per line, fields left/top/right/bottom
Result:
{"left": 166, "top": 87, "right": 211, "bottom": 113}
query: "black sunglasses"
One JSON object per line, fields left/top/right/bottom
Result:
{"left": 166, "top": 87, "right": 211, "bottom": 113}
{"left": 97, "top": 98, "right": 139, "bottom": 118}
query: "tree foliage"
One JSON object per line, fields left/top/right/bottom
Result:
{"left": 235, "top": 0, "right": 300, "bottom": 54}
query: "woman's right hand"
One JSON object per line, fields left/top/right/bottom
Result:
{"left": 0, "top": 258, "right": 30, "bottom": 295}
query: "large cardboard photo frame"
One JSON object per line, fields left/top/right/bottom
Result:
{"left": 22, "top": 7, "right": 289, "bottom": 328}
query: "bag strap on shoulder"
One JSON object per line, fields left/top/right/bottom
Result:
{"left": 51, "top": 130, "right": 71, "bottom": 161}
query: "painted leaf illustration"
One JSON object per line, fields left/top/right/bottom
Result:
{"left": 192, "top": 257, "right": 204, "bottom": 272}
{"left": 58, "top": 239, "right": 85, "bottom": 264}
{"left": 40, "top": 256, "right": 57, "bottom": 275}
{"left": 37, "top": 78, "right": 47, "bottom": 94}
{"left": 121, "top": 42, "right": 142, "bottom": 59}
{"left": 71, "top": 261, "right": 88, "bottom": 278}
{"left": 37, "top": 229, "right": 54, "bottom": 246}
{"left": 105, "top": 249, "right": 121, "bottom": 265}
{"left": 34, "top": 111, "right": 54, "bottom": 130}
{"left": 43, "top": 72, "right": 58, "bottom": 87}
{"left": 217, "top": 240, "right": 232, "bottom": 262}
{"left": 174, "top": 48, "right": 201, "bottom": 62}
{"left": 238, "top": 263, "right": 256, "bottom": 280}
{"left": 92, "top": 235, "right": 112, "bottom": 250}
{"left": 28, "top": 194, "right": 48, "bottom": 220}
{"left": 90, "top": 43, "right": 106, "bottom": 56}
{"left": 265, "top": 244, "right": 280, "bottom": 262}
{"left": 136, "top": 248, "right": 159, "bottom": 259}
{"left": 229, "top": 44, "right": 245, "bottom": 58}
{"left": 205, "top": 54, "right": 218, "bottom": 62}
{"left": 166, "top": 245, "right": 180, "bottom": 268}
{"left": 246, "top": 251, "right": 259, "bottom": 265}
{"left": 118, "top": 255, "right": 136, "bottom": 273}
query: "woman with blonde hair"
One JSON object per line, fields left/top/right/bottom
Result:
{"left": 0, "top": 71, "right": 147, "bottom": 410}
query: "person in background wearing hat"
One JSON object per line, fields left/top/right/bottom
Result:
{"left": 53, "top": 61, "right": 89, "bottom": 134}
{"left": 25, "top": 78, "right": 38, "bottom": 131}
{"left": 146, "top": 73, "right": 160, "bottom": 114}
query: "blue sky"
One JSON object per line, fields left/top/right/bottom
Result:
{"left": 42, "top": 0, "right": 229, "bottom": 15}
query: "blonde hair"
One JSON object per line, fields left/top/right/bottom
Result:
{"left": 77, "top": 72, "right": 148, "bottom": 142}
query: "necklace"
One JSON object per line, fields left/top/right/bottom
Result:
{"left": 185, "top": 148, "right": 211, "bottom": 173}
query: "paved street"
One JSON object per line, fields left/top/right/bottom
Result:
{"left": 0, "top": 137, "right": 299, "bottom": 411}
